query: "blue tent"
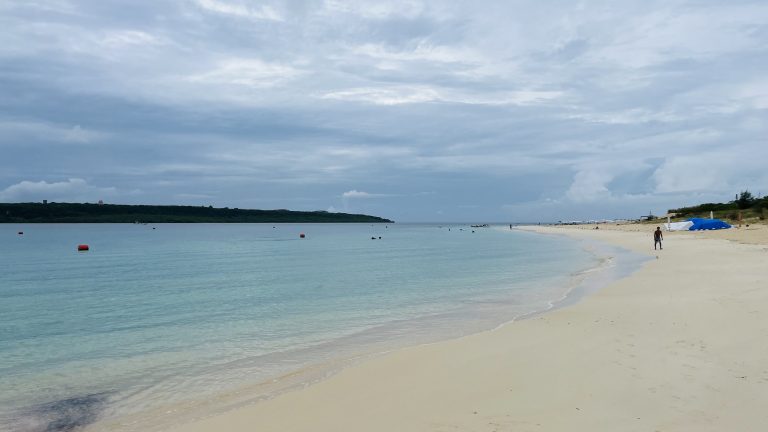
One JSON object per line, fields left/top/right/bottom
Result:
{"left": 687, "top": 218, "right": 732, "bottom": 230}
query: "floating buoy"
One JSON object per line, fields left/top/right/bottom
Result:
{"left": 18, "top": 231, "right": 23, "bottom": 235}
{"left": 77, "top": 244, "right": 89, "bottom": 251}
{"left": 299, "top": 233, "right": 305, "bottom": 238}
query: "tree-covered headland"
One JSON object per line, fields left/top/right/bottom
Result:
{"left": 0, "top": 202, "right": 393, "bottom": 223}
{"left": 667, "top": 190, "right": 767, "bottom": 223}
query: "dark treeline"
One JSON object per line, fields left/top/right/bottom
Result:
{"left": 669, "top": 190, "right": 767, "bottom": 219}
{"left": 0, "top": 202, "right": 393, "bottom": 223}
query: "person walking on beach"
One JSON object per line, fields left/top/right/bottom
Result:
{"left": 654, "top": 226, "right": 663, "bottom": 250}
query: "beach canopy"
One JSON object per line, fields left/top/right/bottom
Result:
{"left": 687, "top": 218, "right": 732, "bottom": 231}
{"left": 665, "top": 221, "right": 694, "bottom": 231}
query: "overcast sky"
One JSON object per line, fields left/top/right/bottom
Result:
{"left": 1, "top": 0, "right": 766, "bottom": 222}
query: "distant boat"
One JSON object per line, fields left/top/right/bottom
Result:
{"left": 470, "top": 224, "right": 489, "bottom": 228}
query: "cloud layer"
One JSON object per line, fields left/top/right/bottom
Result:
{"left": 0, "top": 178, "right": 116, "bottom": 202}
{"left": 1, "top": 0, "right": 766, "bottom": 221}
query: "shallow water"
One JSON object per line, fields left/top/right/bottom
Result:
{"left": 0, "top": 223, "right": 635, "bottom": 431}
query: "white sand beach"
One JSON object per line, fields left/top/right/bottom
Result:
{"left": 165, "top": 223, "right": 768, "bottom": 432}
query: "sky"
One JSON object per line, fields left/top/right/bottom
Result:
{"left": 1, "top": 0, "right": 766, "bottom": 222}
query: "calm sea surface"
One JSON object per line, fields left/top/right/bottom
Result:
{"left": 0, "top": 223, "right": 635, "bottom": 431}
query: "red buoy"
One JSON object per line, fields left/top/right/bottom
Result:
{"left": 299, "top": 233, "right": 306, "bottom": 238}
{"left": 77, "top": 244, "right": 90, "bottom": 251}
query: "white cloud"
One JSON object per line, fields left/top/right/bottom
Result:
{"left": 584, "top": 5, "right": 768, "bottom": 69}
{"left": 0, "top": 0, "right": 76, "bottom": 14}
{"left": 733, "top": 78, "right": 768, "bottom": 110}
{"left": 351, "top": 42, "right": 478, "bottom": 64}
{"left": 0, "top": 178, "right": 116, "bottom": 202}
{"left": 323, "top": 0, "right": 427, "bottom": 20}
{"left": 320, "top": 86, "right": 562, "bottom": 106}
{"left": 497, "top": 91, "right": 564, "bottom": 106}
{"left": 341, "top": 190, "right": 401, "bottom": 199}
{"left": 194, "top": 0, "right": 283, "bottom": 21}
{"left": 186, "top": 59, "right": 302, "bottom": 88}
{"left": 339, "top": 189, "right": 392, "bottom": 214}
{"left": 63, "top": 125, "right": 99, "bottom": 143}
{"left": 567, "top": 108, "right": 686, "bottom": 125}
{"left": 0, "top": 120, "right": 104, "bottom": 144}
{"left": 341, "top": 190, "right": 376, "bottom": 198}
{"left": 321, "top": 86, "right": 441, "bottom": 105}
{"left": 652, "top": 152, "right": 768, "bottom": 195}
{"left": 565, "top": 170, "right": 613, "bottom": 202}
{"left": 101, "top": 30, "right": 164, "bottom": 48}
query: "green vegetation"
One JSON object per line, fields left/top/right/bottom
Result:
{"left": 0, "top": 202, "right": 393, "bottom": 223}
{"left": 667, "top": 190, "right": 767, "bottom": 224}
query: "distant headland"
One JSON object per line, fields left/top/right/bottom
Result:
{"left": 0, "top": 202, "right": 393, "bottom": 223}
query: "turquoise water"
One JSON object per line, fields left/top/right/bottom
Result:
{"left": 1, "top": 223, "right": 615, "bottom": 431}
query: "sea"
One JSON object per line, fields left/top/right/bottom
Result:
{"left": 0, "top": 223, "right": 645, "bottom": 432}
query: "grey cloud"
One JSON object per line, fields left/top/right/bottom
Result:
{"left": 1, "top": 0, "right": 767, "bottom": 221}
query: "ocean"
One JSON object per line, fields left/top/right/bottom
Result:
{"left": 0, "top": 223, "right": 642, "bottom": 431}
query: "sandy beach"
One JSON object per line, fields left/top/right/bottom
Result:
{"left": 165, "top": 223, "right": 768, "bottom": 432}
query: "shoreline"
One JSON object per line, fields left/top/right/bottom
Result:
{"left": 76, "top": 227, "right": 639, "bottom": 432}
{"left": 488, "top": 234, "right": 648, "bottom": 332}
{"left": 157, "top": 223, "right": 768, "bottom": 432}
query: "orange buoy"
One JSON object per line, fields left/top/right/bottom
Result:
{"left": 77, "top": 244, "right": 89, "bottom": 251}
{"left": 299, "top": 233, "right": 306, "bottom": 238}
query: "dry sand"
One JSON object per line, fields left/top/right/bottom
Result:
{"left": 168, "top": 223, "right": 768, "bottom": 432}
